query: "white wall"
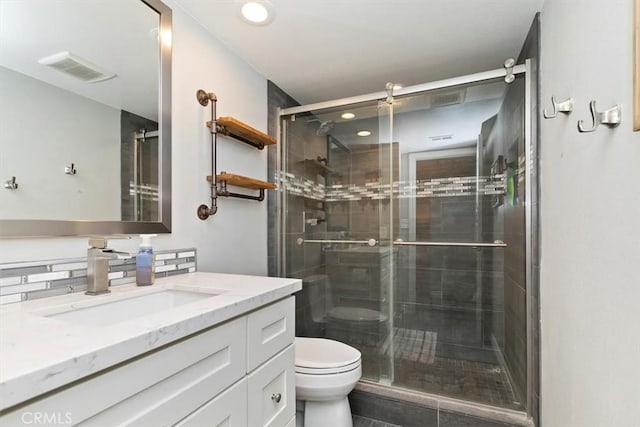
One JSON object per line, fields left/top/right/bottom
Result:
{"left": 0, "top": 66, "right": 121, "bottom": 221}
{"left": 540, "top": 0, "right": 640, "bottom": 425}
{"left": 0, "top": 2, "right": 269, "bottom": 276}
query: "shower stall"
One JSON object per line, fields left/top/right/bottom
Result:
{"left": 120, "top": 111, "right": 160, "bottom": 222}
{"left": 276, "top": 62, "right": 536, "bottom": 419}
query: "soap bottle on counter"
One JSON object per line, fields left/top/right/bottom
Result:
{"left": 136, "top": 234, "right": 157, "bottom": 286}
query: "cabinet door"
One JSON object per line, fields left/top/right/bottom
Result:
{"left": 248, "top": 345, "right": 295, "bottom": 427}
{"left": 175, "top": 379, "right": 247, "bottom": 427}
{"left": 247, "top": 297, "right": 294, "bottom": 371}
{"left": 1, "top": 317, "right": 246, "bottom": 426}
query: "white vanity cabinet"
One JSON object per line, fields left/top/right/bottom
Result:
{"left": 0, "top": 296, "right": 296, "bottom": 427}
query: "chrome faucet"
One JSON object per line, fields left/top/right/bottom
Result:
{"left": 86, "top": 237, "right": 131, "bottom": 295}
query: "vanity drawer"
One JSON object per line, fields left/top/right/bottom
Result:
{"left": 175, "top": 378, "right": 247, "bottom": 427}
{"left": 247, "top": 344, "right": 295, "bottom": 427}
{"left": 247, "top": 296, "right": 294, "bottom": 372}
{"left": 0, "top": 317, "right": 246, "bottom": 426}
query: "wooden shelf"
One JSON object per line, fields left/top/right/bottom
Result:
{"left": 207, "top": 172, "right": 276, "bottom": 190}
{"left": 213, "top": 116, "right": 276, "bottom": 149}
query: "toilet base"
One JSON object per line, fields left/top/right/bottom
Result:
{"left": 299, "top": 398, "right": 353, "bottom": 427}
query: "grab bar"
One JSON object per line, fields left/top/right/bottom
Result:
{"left": 296, "top": 238, "right": 378, "bottom": 247}
{"left": 393, "top": 239, "right": 506, "bottom": 248}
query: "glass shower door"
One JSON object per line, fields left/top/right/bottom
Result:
{"left": 280, "top": 101, "right": 394, "bottom": 383}
{"left": 387, "top": 77, "right": 526, "bottom": 409}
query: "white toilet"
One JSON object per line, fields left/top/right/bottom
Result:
{"left": 295, "top": 337, "right": 362, "bottom": 427}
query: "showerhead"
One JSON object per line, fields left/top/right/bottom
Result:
{"left": 307, "top": 118, "right": 335, "bottom": 135}
{"left": 316, "top": 120, "right": 334, "bottom": 135}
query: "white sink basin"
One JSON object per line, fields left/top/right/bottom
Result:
{"left": 44, "top": 289, "right": 219, "bottom": 327}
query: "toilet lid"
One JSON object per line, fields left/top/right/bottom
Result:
{"left": 327, "top": 307, "right": 388, "bottom": 322}
{"left": 295, "top": 337, "right": 361, "bottom": 373}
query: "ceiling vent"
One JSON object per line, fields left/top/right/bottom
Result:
{"left": 428, "top": 134, "right": 454, "bottom": 142}
{"left": 429, "top": 89, "right": 466, "bottom": 108}
{"left": 38, "top": 51, "right": 116, "bottom": 83}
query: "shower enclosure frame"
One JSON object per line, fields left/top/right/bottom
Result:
{"left": 276, "top": 61, "right": 537, "bottom": 424}
{"left": 132, "top": 129, "right": 159, "bottom": 222}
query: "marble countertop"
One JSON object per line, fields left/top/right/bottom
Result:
{"left": 0, "top": 272, "right": 302, "bottom": 411}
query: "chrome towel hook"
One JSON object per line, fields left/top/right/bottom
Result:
{"left": 577, "top": 100, "right": 622, "bottom": 132}
{"left": 543, "top": 96, "right": 574, "bottom": 119}
{"left": 4, "top": 176, "right": 18, "bottom": 189}
{"left": 65, "top": 163, "right": 77, "bottom": 175}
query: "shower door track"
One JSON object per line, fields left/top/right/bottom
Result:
{"left": 280, "top": 65, "right": 526, "bottom": 116}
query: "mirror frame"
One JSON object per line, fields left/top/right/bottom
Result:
{"left": 0, "top": 0, "right": 172, "bottom": 238}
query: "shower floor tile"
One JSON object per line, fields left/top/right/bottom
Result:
{"left": 394, "top": 357, "right": 522, "bottom": 410}
{"left": 358, "top": 343, "right": 522, "bottom": 411}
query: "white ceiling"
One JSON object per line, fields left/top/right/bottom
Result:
{"left": 173, "top": 0, "right": 543, "bottom": 105}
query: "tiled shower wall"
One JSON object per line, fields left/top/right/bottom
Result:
{"left": 394, "top": 155, "right": 507, "bottom": 368}
{"left": 0, "top": 248, "right": 196, "bottom": 305}
{"left": 267, "top": 81, "right": 330, "bottom": 337}
{"left": 481, "top": 67, "right": 528, "bottom": 403}
{"left": 481, "top": 16, "right": 540, "bottom": 415}
{"left": 267, "top": 81, "right": 299, "bottom": 277}
{"left": 520, "top": 15, "right": 540, "bottom": 423}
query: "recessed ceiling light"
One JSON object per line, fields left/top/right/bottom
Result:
{"left": 341, "top": 112, "right": 355, "bottom": 120}
{"left": 240, "top": 1, "right": 274, "bottom": 25}
{"left": 357, "top": 130, "right": 371, "bottom": 137}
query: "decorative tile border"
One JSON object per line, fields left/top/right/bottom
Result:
{"left": 0, "top": 248, "right": 197, "bottom": 305}
{"left": 128, "top": 182, "right": 159, "bottom": 201}
{"left": 277, "top": 172, "right": 506, "bottom": 201}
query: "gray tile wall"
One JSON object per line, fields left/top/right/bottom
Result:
{"left": 481, "top": 13, "right": 540, "bottom": 412}
{"left": 517, "top": 14, "right": 541, "bottom": 425}
{"left": 267, "top": 80, "right": 300, "bottom": 277}
{"left": 0, "top": 248, "right": 196, "bottom": 304}
{"left": 281, "top": 113, "right": 331, "bottom": 280}
{"left": 482, "top": 76, "right": 528, "bottom": 403}
{"left": 395, "top": 156, "right": 506, "bottom": 366}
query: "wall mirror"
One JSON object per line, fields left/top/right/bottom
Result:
{"left": 0, "top": 0, "right": 172, "bottom": 237}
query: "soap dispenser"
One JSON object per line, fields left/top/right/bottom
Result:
{"left": 136, "top": 234, "right": 157, "bottom": 286}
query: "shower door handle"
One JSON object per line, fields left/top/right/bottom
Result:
{"left": 296, "top": 238, "right": 378, "bottom": 247}
{"left": 393, "top": 239, "right": 506, "bottom": 248}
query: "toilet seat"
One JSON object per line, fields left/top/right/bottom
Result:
{"left": 295, "top": 337, "right": 361, "bottom": 375}
{"left": 296, "top": 359, "right": 361, "bottom": 375}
